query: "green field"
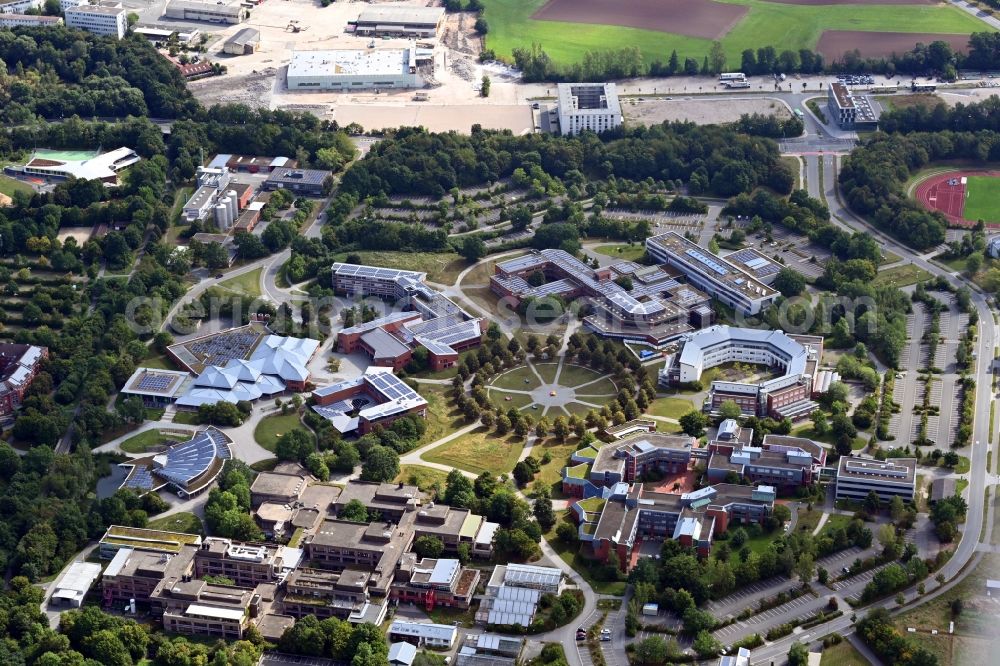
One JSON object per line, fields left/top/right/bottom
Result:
{"left": 119, "top": 429, "right": 190, "bottom": 454}
{"left": 253, "top": 413, "right": 308, "bottom": 452}
{"left": 963, "top": 176, "right": 1000, "bottom": 223}
{"left": 480, "top": 0, "right": 987, "bottom": 67}
{"left": 147, "top": 512, "right": 203, "bottom": 535}
{"left": 423, "top": 427, "right": 525, "bottom": 476}
{"left": 218, "top": 268, "right": 262, "bottom": 298}
{"left": 592, "top": 244, "right": 646, "bottom": 262}
{"left": 0, "top": 174, "right": 31, "bottom": 198}
{"left": 492, "top": 366, "right": 542, "bottom": 391}
{"left": 874, "top": 263, "right": 934, "bottom": 288}
{"left": 819, "top": 640, "right": 868, "bottom": 666}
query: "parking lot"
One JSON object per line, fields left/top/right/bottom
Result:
{"left": 260, "top": 654, "right": 344, "bottom": 666}
{"left": 704, "top": 577, "right": 797, "bottom": 618}
{"left": 711, "top": 592, "right": 827, "bottom": 644}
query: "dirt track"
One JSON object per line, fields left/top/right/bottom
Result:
{"left": 531, "top": 0, "right": 747, "bottom": 41}
{"left": 817, "top": 31, "right": 970, "bottom": 59}
{"left": 623, "top": 97, "right": 791, "bottom": 126}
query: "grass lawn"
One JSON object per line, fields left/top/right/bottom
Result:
{"left": 592, "top": 244, "right": 646, "bottom": 262}
{"left": 251, "top": 458, "right": 280, "bottom": 472}
{"left": 396, "top": 465, "right": 451, "bottom": 493}
{"left": 423, "top": 426, "right": 525, "bottom": 476}
{"left": 491, "top": 366, "right": 542, "bottom": 391}
{"left": 793, "top": 507, "right": 822, "bottom": 535}
{"left": 253, "top": 413, "right": 307, "bottom": 452}
{"left": 648, "top": 396, "right": 696, "bottom": 419}
{"left": 0, "top": 174, "right": 32, "bottom": 198}
{"left": 141, "top": 352, "right": 179, "bottom": 370}
{"left": 479, "top": 0, "right": 984, "bottom": 69}
{"left": 724, "top": 531, "right": 778, "bottom": 563}
{"left": 874, "top": 263, "right": 934, "bottom": 288}
{"left": 563, "top": 401, "right": 595, "bottom": 416}
{"left": 119, "top": 429, "right": 190, "bottom": 454}
{"left": 417, "top": 385, "right": 465, "bottom": 446}
{"left": 575, "top": 377, "right": 618, "bottom": 397}
{"left": 935, "top": 253, "right": 969, "bottom": 273}
{"left": 817, "top": 513, "right": 853, "bottom": 539}
{"left": 488, "top": 388, "right": 536, "bottom": 411}
{"left": 533, "top": 439, "right": 577, "bottom": 494}
{"left": 147, "top": 512, "right": 203, "bottom": 535}
{"left": 819, "top": 640, "right": 869, "bottom": 666}
{"left": 963, "top": 176, "right": 1000, "bottom": 223}
{"left": 172, "top": 411, "right": 201, "bottom": 425}
{"left": 957, "top": 478, "right": 969, "bottom": 497}
{"left": 544, "top": 512, "right": 627, "bottom": 595}
{"left": 535, "top": 363, "right": 560, "bottom": 384}
{"left": 792, "top": 423, "right": 865, "bottom": 451}
{"left": 334, "top": 250, "right": 466, "bottom": 285}
{"left": 218, "top": 267, "right": 262, "bottom": 298}
{"left": 557, "top": 364, "right": 610, "bottom": 390}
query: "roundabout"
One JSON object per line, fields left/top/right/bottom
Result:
{"left": 487, "top": 362, "right": 618, "bottom": 417}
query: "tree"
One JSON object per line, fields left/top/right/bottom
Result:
{"left": 632, "top": 636, "right": 670, "bottom": 665}
{"left": 556, "top": 522, "right": 578, "bottom": 543}
{"left": 796, "top": 554, "right": 815, "bottom": 583}
{"left": 480, "top": 74, "right": 491, "bottom": 97}
{"left": 708, "top": 40, "right": 727, "bottom": 74}
{"left": 360, "top": 445, "right": 399, "bottom": 482}
{"left": 460, "top": 235, "right": 486, "bottom": 262}
{"left": 275, "top": 429, "right": 315, "bottom": 462}
{"left": 774, "top": 267, "right": 806, "bottom": 296}
{"left": 679, "top": 410, "right": 708, "bottom": 437}
{"left": 533, "top": 496, "right": 556, "bottom": 531}
{"left": 788, "top": 642, "right": 809, "bottom": 666}
{"left": 864, "top": 490, "right": 881, "bottom": 515}
{"left": 692, "top": 631, "right": 721, "bottom": 659}
{"left": 339, "top": 499, "right": 368, "bottom": 523}
{"left": 811, "top": 409, "right": 829, "bottom": 436}
{"left": 682, "top": 607, "right": 715, "bottom": 634}
{"left": 719, "top": 400, "right": 742, "bottom": 421}
{"left": 413, "top": 535, "right": 445, "bottom": 559}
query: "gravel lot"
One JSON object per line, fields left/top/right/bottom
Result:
{"left": 623, "top": 96, "right": 793, "bottom": 126}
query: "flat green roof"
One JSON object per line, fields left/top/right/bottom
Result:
{"left": 574, "top": 445, "right": 599, "bottom": 459}
{"left": 566, "top": 463, "right": 590, "bottom": 479}
{"left": 577, "top": 497, "right": 606, "bottom": 513}
{"left": 34, "top": 149, "right": 99, "bottom": 162}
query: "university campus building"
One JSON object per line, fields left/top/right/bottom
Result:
{"left": 0, "top": 343, "right": 47, "bottom": 417}
{"left": 835, "top": 456, "right": 917, "bottom": 503}
{"left": 660, "top": 325, "right": 835, "bottom": 421}
{"left": 491, "top": 249, "right": 713, "bottom": 346}
{"left": 311, "top": 366, "right": 428, "bottom": 436}
{"left": 331, "top": 263, "right": 483, "bottom": 371}
{"left": 706, "top": 421, "right": 827, "bottom": 489}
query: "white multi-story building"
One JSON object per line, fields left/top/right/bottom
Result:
{"left": 65, "top": 2, "right": 127, "bottom": 39}
{"left": 645, "top": 232, "right": 779, "bottom": 316}
{"left": 286, "top": 48, "right": 422, "bottom": 91}
{"left": 556, "top": 83, "right": 622, "bottom": 136}
{"left": 835, "top": 456, "right": 916, "bottom": 503}
{"left": 0, "top": 13, "right": 61, "bottom": 26}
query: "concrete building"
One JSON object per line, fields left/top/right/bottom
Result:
{"left": 0, "top": 14, "right": 61, "bottom": 27}
{"left": 102, "top": 546, "right": 194, "bottom": 606}
{"left": 332, "top": 481, "right": 421, "bottom": 523}
{"left": 278, "top": 567, "right": 387, "bottom": 624}
{"left": 391, "top": 557, "right": 480, "bottom": 610}
{"left": 51, "top": 562, "right": 102, "bottom": 608}
{"left": 660, "top": 325, "right": 825, "bottom": 421}
{"left": 223, "top": 27, "right": 258, "bottom": 55}
{"left": 192, "top": 537, "right": 299, "bottom": 588}
{"left": 827, "top": 82, "right": 879, "bottom": 130}
{"left": 585, "top": 483, "right": 777, "bottom": 563}
{"left": 556, "top": 83, "right": 622, "bottom": 136}
{"left": 352, "top": 6, "right": 444, "bottom": 38}
{"left": 562, "top": 433, "right": 695, "bottom": 496}
{"left": 835, "top": 456, "right": 916, "bottom": 503}
{"left": 0, "top": 344, "right": 47, "bottom": 416}
{"left": 331, "top": 263, "right": 483, "bottom": 371}
{"left": 250, "top": 468, "right": 310, "bottom": 508}
{"left": 164, "top": 0, "right": 246, "bottom": 24}
{"left": 262, "top": 167, "right": 331, "bottom": 196}
{"left": 65, "top": 2, "right": 127, "bottom": 39}
{"left": 720, "top": 647, "right": 751, "bottom": 666}
{"left": 492, "top": 250, "right": 711, "bottom": 346}
{"left": 286, "top": 48, "right": 422, "bottom": 91}
{"left": 98, "top": 525, "right": 203, "bottom": 559}
{"left": 646, "top": 232, "right": 779, "bottom": 316}
{"left": 388, "top": 620, "right": 458, "bottom": 649}
{"left": 0, "top": 0, "right": 81, "bottom": 13}
{"left": 119, "top": 368, "right": 192, "bottom": 408}
{"left": 133, "top": 24, "right": 201, "bottom": 45}
{"left": 312, "top": 367, "right": 429, "bottom": 436}
{"left": 182, "top": 166, "right": 233, "bottom": 223}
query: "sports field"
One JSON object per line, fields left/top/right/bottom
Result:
{"left": 480, "top": 0, "right": 988, "bottom": 66}
{"left": 914, "top": 170, "right": 1000, "bottom": 226}
{"left": 963, "top": 176, "right": 1000, "bottom": 223}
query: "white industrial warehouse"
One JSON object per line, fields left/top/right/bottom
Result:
{"left": 286, "top": 48, "right": 423, "bottom": 91}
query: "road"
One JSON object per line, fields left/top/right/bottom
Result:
{"left": 744, "top": 152, "right": 998, "bottom": 663}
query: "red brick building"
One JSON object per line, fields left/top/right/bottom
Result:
{"left": 0, "top": 344, "right": 47, "bottom": 416}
